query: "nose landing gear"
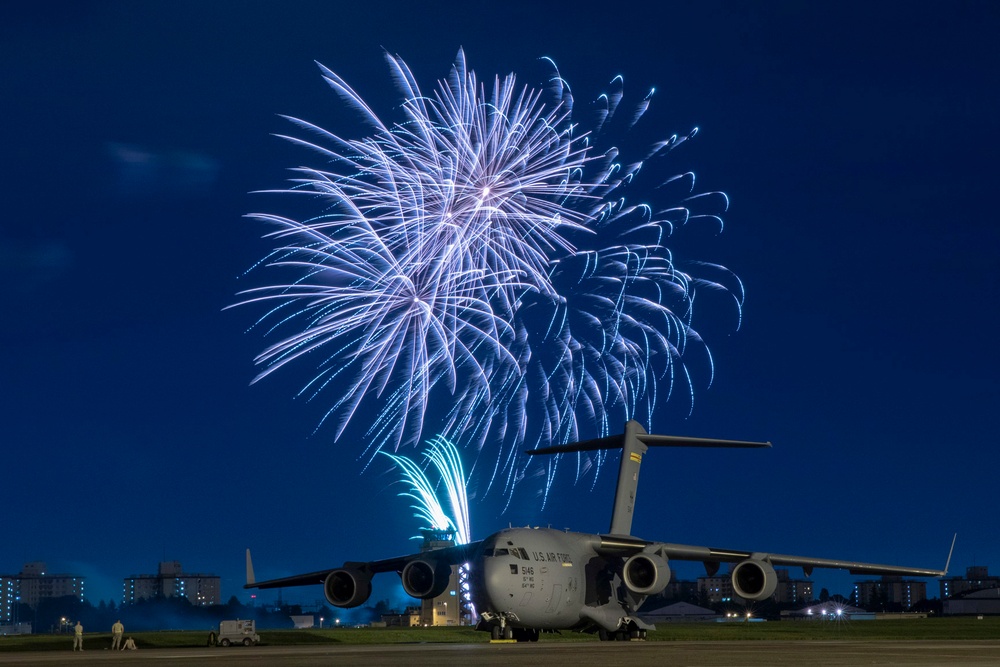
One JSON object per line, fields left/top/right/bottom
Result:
{"left": 486, "top": 621, "right": 540, "bottom": 642}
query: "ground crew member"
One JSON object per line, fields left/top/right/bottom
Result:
{"left": 111, "top": 619, "right": 124, "bottom": 650}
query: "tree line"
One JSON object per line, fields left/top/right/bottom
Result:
{"left": 11, "top": 595, "right": 369, "bottom": 634}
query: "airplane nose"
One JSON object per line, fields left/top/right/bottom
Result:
{"left": 474, "top": 557, "right": 513, "bottom": 612}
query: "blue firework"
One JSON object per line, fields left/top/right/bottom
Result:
{"left": 234, "top": 49, "right": 742, "bottom": 498}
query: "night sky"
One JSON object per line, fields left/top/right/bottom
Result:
{"left": 3, "top": 1, "right": 998, "bottom": 608}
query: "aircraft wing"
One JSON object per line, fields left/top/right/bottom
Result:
{"left": 244, "top": 541, "right": 481, "bottom": 590}
{"left": 596, "top": 534, "right": 954, "bottom": 577}
{"left": 657, "top": 542, "right": 951, "bottom": 577}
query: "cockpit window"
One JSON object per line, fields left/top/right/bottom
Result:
{"left": 484, "top": 546, "right": 529, "bottom": 559}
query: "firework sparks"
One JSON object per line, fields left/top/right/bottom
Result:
{"left": 384, "top": 437, "right": 475, "bottom": 620}
{"left": 234, "top": 49, "right": 742, "bottom": 497}
{"left": 382, "top": 436, "right": 471, "bottom": 545}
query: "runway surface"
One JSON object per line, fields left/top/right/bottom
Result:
{"left": 1, "top": 641, "right": 999, "bottom": 666}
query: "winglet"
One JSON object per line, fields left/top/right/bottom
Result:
{"left": 942, "top": 533, "right": 957, "bottom": 577}
{"left": 246, "top": 549, "right": 256, "bottom": 587}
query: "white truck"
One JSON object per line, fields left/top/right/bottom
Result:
{"left": 216, "top": 619, "right": 260, "bottom": 647}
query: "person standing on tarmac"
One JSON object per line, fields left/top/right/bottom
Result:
{"left": 111, "top": 619, "right": 124, "bottom": 650}
{"left": 72, "top": 621, "right": 84, "bottom": 651}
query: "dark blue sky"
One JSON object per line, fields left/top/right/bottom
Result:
{"left": 3, "top": 1, "right": 998, "bottom": 607}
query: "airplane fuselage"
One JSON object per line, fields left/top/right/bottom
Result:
{"left": 470, "top": 527, "right": 642, "bottom": 634}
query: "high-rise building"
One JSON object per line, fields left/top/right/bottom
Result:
{"left": 697, "top": 573, "right": 734, "bottom": 604}
{"left": 0, "top": 576, "right": 17, "bottom": 624}
{"left": 940, "top": 566, "right": 999, "bottom": 600}
{"left": 15, "top": 562, "right": 85, "bottom": 610}
{"left": 773, "top": 568, "right": 814, "bottom": 604}
{"left": 853, "top": 575, "right": 926, "bottom": 610}
{"left": 122, "top": 561, "right": 220, "bottom": 606}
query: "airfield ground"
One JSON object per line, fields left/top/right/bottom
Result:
{"left": 1, "top": 640, "right": 1000, "bottom": 666}
{"left": 0, "top": 618, "right": 998, "bottom": 665}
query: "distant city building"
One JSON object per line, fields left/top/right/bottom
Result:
{"left": 697, "top": 573, "right": 734, "bottom": 605}
{"left": 122, "top": 561, "right": 220, "bottom": 606}
{"left": 696, "top": 567, "right": 812, "bottom": 605}
{"left": 15, "top": 562, "right": 85, "bottom": 610}
{"left": 382, "top": 605, "right": 422, "bottom": 627}
{"left": 0, "top": 575, "right": 16, "bottom": 624}
{"left": 773, "top": 568, "right": 814, "bottom": 604}
{"left": 642, "top": 579, "right": 699, "bottom": 608}
{"left": 853, "top": 575, "right": 926, "bottom": 610}
{"left": 940, "top": 566, "right": 1000, "bottom": 600}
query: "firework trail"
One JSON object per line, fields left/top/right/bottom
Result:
{"left": 384, "top": 436, "right": 475, "bottom": 619}
{"left": 382, "top": 435, "right": 471, "bottom": 545}
{"left": 234, "top": 49, "right": 742, "bottom": 499}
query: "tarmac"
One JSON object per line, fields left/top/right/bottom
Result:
{"left": 1, "top": 640, "right": 999, "bottom": 666}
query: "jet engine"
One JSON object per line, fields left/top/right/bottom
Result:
{"left": 731, "top": 558, "right": 778, "bottom": 601}
{"left": 401, "top": 559, "right": 453, "bottom": 599}
{"left": 324, "top": 566, "right": 372, "bottom": 608}
{"left": 622, "top": 552, "right": 671, "bottom": 596}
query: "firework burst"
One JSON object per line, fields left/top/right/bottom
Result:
{"left": 234, "top": 48, "right": 742, "bottom": 498}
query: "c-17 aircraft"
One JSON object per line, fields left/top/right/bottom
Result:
{"left": 245, "top": 421, "right": 953, "bottom": 641}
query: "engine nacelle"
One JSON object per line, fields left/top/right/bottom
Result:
{"left": 401, "top": 559, "right": 452, "bottom": 599}
{"left": 324, "top": 566, "right": 372, "bottom": 608}
{"left": 731, "top": 558, "right": 778, "bottom": 601}
{"left": 622, "top": 552, "right": 671, "bottom": 596}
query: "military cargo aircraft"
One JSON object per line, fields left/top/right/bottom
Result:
{"left": 245, "top": 420, "right": 953, "bottom": 640}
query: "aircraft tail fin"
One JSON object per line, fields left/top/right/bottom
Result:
{"left": 527, "top": 420, "right": 770, "bottom": 536}
{"left": 246, "top": 549, "right": 256, "bottom": 587}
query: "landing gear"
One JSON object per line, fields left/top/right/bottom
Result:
{"left": 598, "top": 626, "right": 647, "bottom": 641}
{"left": 489, "top": 624, "right": 538, "bottom": 642}
{"left": 489, "top": 623, "right": 514, "bottom": 640}
{"left": 512, "top": 628, "right": 539, "bottom": 642}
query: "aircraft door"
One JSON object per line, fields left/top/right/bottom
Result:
{"left": 546, "top": 584, "right": 562, "bottom": 612}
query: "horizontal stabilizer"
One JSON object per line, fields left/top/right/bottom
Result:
{"left": 525, "top": 420, "right": 771, "bottom": 536}
{"left": 526, "top": 430, "right": 770, "bottom": 456}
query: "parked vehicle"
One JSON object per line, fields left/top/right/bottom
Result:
{"left": 216, "top": 619, "right": 260, "bottom": 647}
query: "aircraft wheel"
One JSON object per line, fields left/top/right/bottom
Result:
{"left": 503, "top": 626, "right": 514, "bottom": 640}
{"left": 490, "top": 626, "right": 501, "bottom": 640}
